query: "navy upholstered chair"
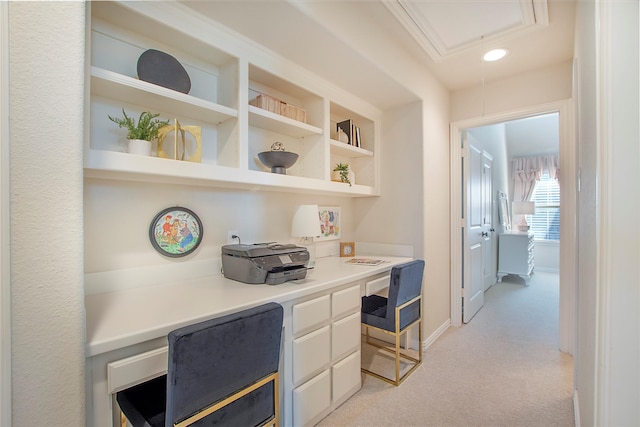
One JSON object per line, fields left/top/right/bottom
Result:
{"left": 116, "top": 302, "right": 284, "bottom": 427}
{"left": 361, "top": 259, "right": 425, "bottom": 386}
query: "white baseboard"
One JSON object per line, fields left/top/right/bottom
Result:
{"left": 573, "top": 390, "right": 580, "bottom": 427}
{"left": 535, "top": 267, "right": 560, "bottom": 274}
{"left": 423, "top": 318, "right": 451, "bottom": 351}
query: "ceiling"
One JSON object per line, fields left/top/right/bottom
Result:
{"left": 181, "top": 0, "right": 575, "bottom": 108}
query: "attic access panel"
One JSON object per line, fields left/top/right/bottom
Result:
{"left": 384, "top": 0, "right": 548, "bottom": 61}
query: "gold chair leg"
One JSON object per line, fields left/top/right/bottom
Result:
{"left": 361, "top": 320, "right": 423, "bottom": 386}
{"left": 395, "top": 329, "right": 401, "bottom": 385}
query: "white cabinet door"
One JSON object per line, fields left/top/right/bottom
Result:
{"left": 293, "top": 370, "right": 331, "bottom": 427}
{"left": 292, "top": 295, "right": 330, "bottom": 336}
{"left": 292, "top": 326, "right": 330, "bottom": 385}
{"left": 331, "top": 285, "right": 360, "bottom": 319}
{"left": 331, "top": 312, "right": 360, "bottom": 361}
{"left": 332, "top": 351, "right": 361, "bottom": 407}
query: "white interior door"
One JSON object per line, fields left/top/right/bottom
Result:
{"left": 463, "top": 135, "right": 488, "bottom": 323}
{"left": 482, "top": 152, "right": 495, "bottom": 291}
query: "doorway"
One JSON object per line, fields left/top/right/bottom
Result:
{"left": 450, "top": 100, "right": 576, "bottom": 354}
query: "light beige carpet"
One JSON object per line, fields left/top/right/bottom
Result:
{"left": 317, "top": 272, "right": 574, "bottom": 427}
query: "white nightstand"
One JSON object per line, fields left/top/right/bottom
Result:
{"left": 497, "top": 232, "right": 535, "bottom": 282}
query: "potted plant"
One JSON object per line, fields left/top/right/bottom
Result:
{"left": 108, "top": 109, "right": 169, "bottom": 156}
{"left": 332, "top": 162, "right": 354, "bottom": 186}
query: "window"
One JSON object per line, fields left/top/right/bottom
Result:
{"left": 527, "top": 171, "right": 560, "bottom": 240}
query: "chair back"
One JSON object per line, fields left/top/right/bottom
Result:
{"left": 386, "top": 260, "right": 425, "bottom": 330}
{"left": 166, "top": 302, "right": 283, "bottom": 426}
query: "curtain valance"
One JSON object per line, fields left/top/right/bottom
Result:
{"left": 512, "top": 154, "right": 559, "bottom": 202}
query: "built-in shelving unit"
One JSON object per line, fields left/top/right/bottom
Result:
{"left": 86, "top": 1, "right": 380, "bottom": 196}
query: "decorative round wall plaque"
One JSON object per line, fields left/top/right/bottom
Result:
{"left": 149, "top": 207, "right": 203, "bottom": 257}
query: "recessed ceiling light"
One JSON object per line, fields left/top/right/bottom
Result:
{"left": 483, "top": 48, "right": 509, "bottom": 62}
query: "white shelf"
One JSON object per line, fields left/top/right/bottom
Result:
{"left": 248, "top": 105, "right": 322, "bottom": 138}
{"left": 84, "top": 149, "right": 377, "bottom": 197}
{"left": 330, "top": 140, "right": 373, "bottom": 158}
{"left": 91, "top": 67, "right": 237, "bottom": 124}
{"left": 87, "top": 1, "right": 378, "bottom": 197}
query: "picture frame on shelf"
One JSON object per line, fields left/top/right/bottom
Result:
{"left": 317, "top": 206, "right": 340, "bottom": 241}
{"left": 340, "top": 242, "right": 356, "bottom": 257}
{"left": 149, "top": 206, "right": 203, "bottom": 257}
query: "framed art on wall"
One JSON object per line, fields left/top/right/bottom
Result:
{"left": 317, "top": 206, "right": 340, "bottom": 241}
{"left": 149, "top": 206, "right": 203, "bottom": 257}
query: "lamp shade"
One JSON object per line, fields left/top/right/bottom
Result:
{"left": 512, "top": 201, "right": 535, "bottom": 215}
{"left": 291, "top": 205, "right": 321, "bottom": 237}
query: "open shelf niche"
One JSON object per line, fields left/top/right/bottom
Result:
{"left": 329, "top": 102, "right": 377, "bottom": 188}
{"left": 85, "top": 1, "right": 379, "bottom": 196}
{"left": 248, "top": 64, "right": 324, "bottom": 181}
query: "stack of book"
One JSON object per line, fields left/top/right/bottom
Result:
{"left": 250, "top": 94, "right": 307, "bottom": 123}
{"left": 336, "top": 119, "right": 361, "bottom": 147}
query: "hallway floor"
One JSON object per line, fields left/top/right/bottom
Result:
{"left": 318, "top": 271, "right": 574, "bottom": 427}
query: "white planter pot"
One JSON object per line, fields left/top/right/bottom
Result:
{"left": 331, "top": 169, "right": 355, "bottom": 185}
{"left": 127, "top": 139, "right": 152, "bottom": 156}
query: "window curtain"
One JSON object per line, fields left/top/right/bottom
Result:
{"left": 512, "top": 154, "right": 559, "bottom": 202}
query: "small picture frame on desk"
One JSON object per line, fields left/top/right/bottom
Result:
{"left": 340, "top": 242, "right": 355, "bottom": 257}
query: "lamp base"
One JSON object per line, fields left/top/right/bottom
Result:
{"left": 298, "top": 236, "right": 316, "bottom": 269}
{"left": 517, "top": 217, "right": 530, "bottom": 232}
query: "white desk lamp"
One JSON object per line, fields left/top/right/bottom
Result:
{"left": 512, "top": 201, "right": 535, "bottom": 232}
{"left": 291, "top": 204, "right": 321, "bottom": 268}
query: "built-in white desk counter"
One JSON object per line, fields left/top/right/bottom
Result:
{"left": 86, "top": 255, "right": 412, "bottom": 427}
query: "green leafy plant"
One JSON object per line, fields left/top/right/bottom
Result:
{"left": 108, "top": 109, "right": 169, "bottom": 141}
{"left": 333, "top": 162, "right": 351, "bottom": 186}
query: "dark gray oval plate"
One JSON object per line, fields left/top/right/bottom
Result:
{"left": 137, "top": 49, "right": 191, "bottom": 94}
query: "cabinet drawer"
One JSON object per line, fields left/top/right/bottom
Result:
{"left": 293, "top": 370, "right": 331, "bottom": 427}
{"left": 292, "top": 295, "right": 330, "bottom": 336}
{"left": 332, "top": 284, "right": 361, "bottom": 319}
{"left": 293, "top": 326, "right": 330, "bottom": 385}
{"left": 332, "top": 351, "right": 361, "bottom": 406}
{"left": 331, "top": 312, "right": 361, "bottom": 361}
{"left": 364, "top": 274, "right": 390, "bottom": 297}
{"left": 107, "top": 347, "right": 167, "bottom": 394}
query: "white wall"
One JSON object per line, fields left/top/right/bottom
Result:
{"left": 573, "top": 2, "right": 602, "bottom": 425}
{"left": 84, "top": 179, "right": 353, "bottom": 276}
{"left": 8, "top": 2, "right": 86, "bottom": 425}
{"left": 533, "top": 241, "right": 559, "bottom": 273}
{"left": 0, "top": 3, "right": 10, "bottom": 426}
{"left": 574, "top": 0, "right": 640, "bottom": 425}
{"left": 605, "top": 3, "right": 639, "bottom": 422}
{"left": 451, "top": 61, "right": 573, "bottom": 122}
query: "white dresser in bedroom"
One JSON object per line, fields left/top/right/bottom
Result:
{"left": 497, "top": 232, "right": 535, "bottom": 282}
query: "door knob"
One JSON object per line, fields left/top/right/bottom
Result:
{"left": 481, "top": 231, "right": 489, "bottom": 237}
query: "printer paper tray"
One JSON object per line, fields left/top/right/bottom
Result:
{"left": 265, "top": 268, "right": 307, "bottom": 285}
